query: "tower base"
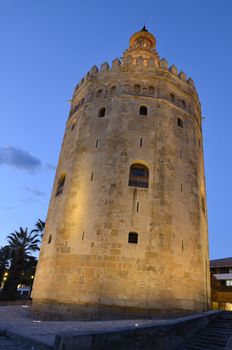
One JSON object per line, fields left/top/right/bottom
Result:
{"left": 31, "top": 300, "right": 207, "bottom": 321}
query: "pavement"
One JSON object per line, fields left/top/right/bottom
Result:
{"left": 0, "top": 305, "right": 164, "bottom": 349}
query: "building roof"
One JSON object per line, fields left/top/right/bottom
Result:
{"left": 210, "top": 257, "right": 232, "bottom": 268}
{"left": 214, "top": 273, "right": 232, "bottom": 280}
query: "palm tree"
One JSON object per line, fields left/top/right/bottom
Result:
{"left": 1, "top": 227, "right": 40, "bottom": 300}
{"left": 31, "top": 219, "right": 45, "bottom": 238}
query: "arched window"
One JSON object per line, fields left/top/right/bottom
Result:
{"left": 71, "top": 122, "right": 75, "bottom": 131}
{"left": 55, "top": 174, "right": 66, "bottom": 196}
{"left": 148, "top": 86, "right": 154, "bottom": 95}
{"left": 178, "top": 117, "right": 184, "bottom": 128}
{"left": 134, "top": 84, "right": 140, "bottom": 95}
{"left": 96, "top": 89, "right": 102, "bottom": 98}
{"left": 170, "top": 93, "right": 175, "bottom": 102}
{"left": 80, "top": 98, "right": 85, "bottom": 107}
{"left": 110, "top": 86, "right": 116, "bottom": 95}
{"left": 128, "top": 163, "right": 149, "bottom": 188}
{"left": 139, "top": 105, "right": 147, "bottom": 116}
{"left": 128, "top": 232, "right": 138, "bottom": 244}
{"left": 182, "top": 100, "right": 186, "bottom": 109}
{"left": 98, "top": 107, "right": 105, "bottom": 117}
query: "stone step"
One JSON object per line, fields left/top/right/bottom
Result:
{"left": 176, "top": 311, "right": 232, "bottom": 350}
{"left": 0, "top": 336, "right": 32, "bottom": 350}
{"left": 178, "top": 345, "right": 224, "bottom": 350}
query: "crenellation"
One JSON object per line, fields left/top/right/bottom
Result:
{"left": 159, "top": 58, "right": 168, "bottom": 69}
{"left": 90, "top": 65, "right": 99, "bottom": 74}
{"left": 178, "top": 71, "right": 187, "bottom": 81}
{"left": 111, "top": 58, "right": 121, "bottom": 68}
{"left": 100, "top": 62, "right": 110, "bottom": 71}
{"left": 187, "top": 77, "right": 194, "bottom": 87}
{"left": 169, "top": 64, "right": 178, "bottom": 75}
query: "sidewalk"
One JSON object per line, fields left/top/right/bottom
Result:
{"left": 0, "top": 305, "right": 162, "bottom": 349}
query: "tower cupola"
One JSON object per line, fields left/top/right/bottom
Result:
{"left": 123, "top": 26, "right": 159, "bottom": 66}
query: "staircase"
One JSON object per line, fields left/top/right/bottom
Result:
{"left": 0, "top": 335, "right": 32, "bottom": 350}
{"left": 177, "top": 312, "right": 232, "bottom": 349}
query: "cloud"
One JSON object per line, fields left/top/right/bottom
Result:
{"left": 24, "top": 186, "right": 46, "bottom": 197}
{"left": 3, "top": 206, "right": 12, "bottom": 211}
{"left": 0, "top": 146, "right": 41, "bottom": 172}
{"left": 20, "top": 197, "right": 43, "bottom": 205}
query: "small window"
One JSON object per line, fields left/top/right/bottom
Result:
{"left": 129, "top": 163, "right": 149, "bottom": 188}
{"left": 148, "top": 86, "right": 154, "bottom": 95}
{"left": 48, "top": 235, "right": 52, "bottom": 244}
{"left": 226, "top": 280, "right": 232, "bottom": 287}
{"left": 80, "top": 98, "right": 85, "bottom": 106}
{"left": 96, "top": 89, "right": 102, "bottom": 98}
{"left": 134, "top": 84, "right": 140, "bottom": 95}
{"left": 178, "top": 117, "right": 183, "bottom": 128}
{"left": 110, "top": 86, "right": 116, "bottom": 95}
{"left": 71, "top": 123, "right": 75, "bottom": 131}
{"left": 170, "top": 93, "right": 175, "bottom": 102}
{"left": 55, "top": 174, "right": 66, "bottom": 196}
{"left": 98, "top": 107, "right": 105, "bottom": 117}
{"left": 128, "top": 232, "right": 138, "bottom": 244}
{"left": 139, "top": 106, "right": 147, "bottom": 116}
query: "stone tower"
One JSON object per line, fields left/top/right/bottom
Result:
{"left": 32, "top": 27, "right": 210, "bottom": 319}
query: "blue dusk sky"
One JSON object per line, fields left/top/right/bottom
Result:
{"left": 0, "top": 0, "right": 231, "bottom": 259}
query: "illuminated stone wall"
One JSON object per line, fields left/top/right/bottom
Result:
{"left": 31, "top": 28, "right": 210, "bottom": 319}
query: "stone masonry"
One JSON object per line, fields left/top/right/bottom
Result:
{"left": 31, "top": 27, "right": 210, "bottom": 320}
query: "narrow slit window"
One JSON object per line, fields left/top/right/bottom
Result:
{"left": 136, "top": 202, "right": 139, "bottom": 212}
{"left": 82, "top": 232, "right": 85, "bottom": 240}
{"left": 91, "top": 172, "right": 94, "bottom": 181}
{"left": 98, "top": 107, "right": 105, "bottom": 117}
{"left": 182, "top": 240, "right": 184, "bottom": 252}
{"left": 140, "top": 138, "right": 143, "bottom": 147}
{"left": 48, "top": 235, "right": 52, "bottom": 244}
{"left": 55, "top": 174, "right": 66, "bottom": 196}
{"left": 180, "top": 183, "right": 183, "bottom": 192}
{"left": 178, "top": 117, "right": 184, "bottom": 128}
{"left": 128, "top": 163, "right": 149, "bottom": 188}
{"left": 95, "top": 139, "right": 99, "bottom": 148}
{"left": 128, "top": 232, "right": 138, "bottom": 244}
{"left": 139, "top": 106, "right": 147, "bottom": 116}
{"left": 179, "top": 149, "right": 182, "bottom": 159}
{"left": 71, "top": 123, "right": 75, "bottom": 131}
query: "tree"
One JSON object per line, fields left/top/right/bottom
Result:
{"left": 31, "top": 219, "right": 45, "bottom": 238}
{"left": 0, "top": 246, "right": 10, "bottom": 287}
{"left": 0, "top": 227, "right": 40, "bottom": 300}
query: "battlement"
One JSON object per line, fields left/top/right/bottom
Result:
{"left": 73, "top": 56, "right": 195, "bottom": 99}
